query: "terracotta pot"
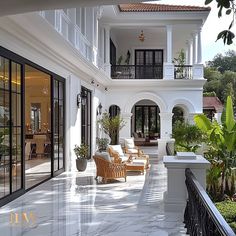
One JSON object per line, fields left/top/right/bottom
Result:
{"left": 76, "top": 159, "right": 87, "bottom": 172}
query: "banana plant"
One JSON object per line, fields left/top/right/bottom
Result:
{"left": 194, "top": 96, "right": 236, "bottom": 198}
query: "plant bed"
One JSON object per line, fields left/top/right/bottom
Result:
{"left": 215, "top": 200, "right": 236, "bottom": 233}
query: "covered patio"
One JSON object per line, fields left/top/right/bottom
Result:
{"left": 0, "top": 155, "right": 187, "bottom": 235}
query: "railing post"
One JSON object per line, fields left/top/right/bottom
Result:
{"left": 193, "top": 64, "right": 204, "bottom": 79}
{"left": 163, "top": 154, "right": 210, "bottom": 212}
{"left": 163, "top": 63, "right": 174, "bottom": 80}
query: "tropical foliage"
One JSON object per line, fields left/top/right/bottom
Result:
{"left": 172, "top": 121, "right": 205, "bottom": 152}
{"left": 97, "top": 112, "right": 126, "bottom": 145}
{"left": 194, "top": 96, "right": 236, "bottom": 200}
{"left": 205, "top": 0, "right": 235, "bottom": 45}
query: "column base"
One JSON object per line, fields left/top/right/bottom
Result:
{"left": 164, "top": 191, "right": 186, "bottom": 212}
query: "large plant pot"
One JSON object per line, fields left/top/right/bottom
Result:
{"left": 76, "top": 159, "right": 87, "bottom": 172}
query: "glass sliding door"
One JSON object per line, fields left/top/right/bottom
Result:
{"left": 25, "top": 65, "right": 51, "bottom": 189}
{"left": 53, "top": 78, "right": 65, "bottom": 173}
{"left": 0, "top": 56, "right": 23, "bottom": 199}
{"left": 0, "top": 46, "right": 66, "bottom": 206}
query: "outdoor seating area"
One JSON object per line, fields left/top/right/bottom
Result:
{"left": 93, "top": 139, "right": 150, "bottom": 183}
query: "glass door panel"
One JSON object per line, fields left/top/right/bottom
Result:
{"left": 53, "top": 79, "right": 64, "bottom": 173}
{"left": 25, "top": 65, "right": 51, "bottom": 189}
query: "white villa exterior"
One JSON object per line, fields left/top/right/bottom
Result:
{"left": 0, "top": 3, "right": 210, "bottom": 205}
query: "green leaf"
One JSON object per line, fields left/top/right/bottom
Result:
{"left": 225, "top": 96, "right": 235, "bottom": 131}
{"left": 205, "top": 0, "right": 213, "bottom": 4}
{"left": 194, "top": 114, "right": 212, "bottom": 132}
{"left": 226, "top": 9, "right": 232, "bottom": 15}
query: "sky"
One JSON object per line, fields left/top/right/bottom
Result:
{"left": 149, "top": 0, "right": 236, "bottom": 63}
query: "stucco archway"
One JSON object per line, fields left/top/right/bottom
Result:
{"left": 123, "top": 92, "right": 167, "bottom": 114}
{"left": 169, "top": 99, "right": 196, "bottom": 114}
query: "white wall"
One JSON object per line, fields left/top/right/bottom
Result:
{"left": 0, "top": 20, "right": 105, "bottom": 171}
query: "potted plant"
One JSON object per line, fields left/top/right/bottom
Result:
{"left": 96, "top": 137, "right": 109, "bottom": 152}
{"left": 74, "top": 143, "right": 89, "bottom": 171}
{"left": 97, "top": 112, "right": 126, "bottom": 145}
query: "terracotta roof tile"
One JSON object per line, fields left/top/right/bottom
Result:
{"left": 203, "top": 97, "right": 223, "bottom": 112}
{"left": 119, "top": 3, "right": 210, "bottom": 12}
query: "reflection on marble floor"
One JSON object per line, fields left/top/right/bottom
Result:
{"left": 0, "top": 157, "right": 187, "bottom": 236}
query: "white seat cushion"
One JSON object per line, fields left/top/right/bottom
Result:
{"left": 126, "top": 148, "right": 138, "bottom": 154}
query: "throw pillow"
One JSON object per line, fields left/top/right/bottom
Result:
{"left": 125, "top": 138, "right": 135, "bottom": 149}
{"left": 109, "top": 145, "right": 124, "bottom": 156}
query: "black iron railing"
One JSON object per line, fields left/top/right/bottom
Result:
{"left": 174, "top": 65, "right": 192, "bottom": 79}
{"left": 111, "top": 65, "right": 163, "bottom": 79}
{"left": 184, "top": 168, "right": 235, "bottom": 236}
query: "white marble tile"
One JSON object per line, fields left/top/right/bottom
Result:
{"left": 0, "top": 157, "right": 187, "bottom": 236}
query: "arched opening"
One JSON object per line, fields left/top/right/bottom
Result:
{"left": 172, "top": 106, "right": 185, "bottom": 125}
{"left": 109, "top": 105, "right": 120, "bottom": 117}
{"left": 131, "top": 99, "right": 160, "bottom": 146}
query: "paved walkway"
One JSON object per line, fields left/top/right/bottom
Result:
{"left": 0, "top": 157, "right": 187, "bottom": 236}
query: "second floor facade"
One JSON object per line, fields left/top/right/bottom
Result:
{"left": 39, "top": 3, "right": 210, "bottom": 82}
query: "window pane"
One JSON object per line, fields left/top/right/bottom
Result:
{"left": 0, "top": 57, "right": 9, "bottom": 90}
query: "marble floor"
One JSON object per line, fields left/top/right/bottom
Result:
{"left": 0, "top": 157, "right": 187, "bottom": 236}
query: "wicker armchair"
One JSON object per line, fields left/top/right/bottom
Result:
{"left": 93, "top": 155, "right": 127, "bottom": 183}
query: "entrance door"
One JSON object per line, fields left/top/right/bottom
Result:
{"left": 135, "top": 49, "right": 163, "bottom": 79}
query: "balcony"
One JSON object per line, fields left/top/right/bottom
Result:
{"left": 111, "top": 65, "right": 163, "bottom": 79}
{"left": 174, "top": 65, "right": 193, "bottom": 79}
{"left": 111, "top": 65, "right": 194, "bottom": 80}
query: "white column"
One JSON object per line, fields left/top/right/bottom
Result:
{"left": 197, "top": 28, "right": 202, "bottom": 64}
{"left": 119, "top": 112, "right": 132, "bottom": 139}
{"left": 192, "top": 32, "right": 197, "bottom": 65}
{"left": 187, "top": 39, "right": 192, "bottom": 65}
{"left": 101, "top": 27, "right": 105, "bottom": 64}
{"left": 104, "top": 26, "right": 111, "bottom": 75}
{"left": 160, "top": 112, "right": 173, "bottom": 139}
{"left": 164, "top": 25, "right": 174, "bottom": 80}
{"left": 193, "top": 29, "right": 204, "bottom": 79}
{"left": 166, "top": 25, "right": 172, "bottom": 64}
{"left": 186, "top": 113, "right": 196, "bottom": 125}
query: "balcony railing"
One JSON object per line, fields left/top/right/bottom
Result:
{"left": 111, "top": 65, "right": 163, "bottom": 79}
{"left": 184, "top": 168, "right": 235, "bottom": 236}
{"left": 174, "top": 65, "right": 192, "bottom": 79}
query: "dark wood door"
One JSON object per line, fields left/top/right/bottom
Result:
{"left": 135, "top": 49, "right": 163, "bottom": 79}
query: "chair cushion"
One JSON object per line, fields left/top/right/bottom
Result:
{"left": 124, "top": 138, "right": 135, "bottom": 149}
{"left": 126, "top": 148, "right": 138, "bottom": 154}
{"left": 109, "top": 145, "right": 124, "bottom": 156}
{"left": 95, "top": 152, "right": 111, "bottom": 162}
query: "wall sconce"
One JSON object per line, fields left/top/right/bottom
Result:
{"left": 97, "top": 103, "right": 103, "bottom": 116}
{"left": 138, "top": 30, "right": 145, "bottom": 42}
{"left": 77, "top": 90, "right": 87, "bottom": 108}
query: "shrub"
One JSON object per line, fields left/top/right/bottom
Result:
{"left": 215, "top": 201, "right": 236, "bottom": 232}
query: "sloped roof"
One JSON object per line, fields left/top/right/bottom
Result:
{"left": 119, "top": 3, "right": 210, "bottom": 12}
{"left": 203, "top": 97, "right": 223, "bottom": 113}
